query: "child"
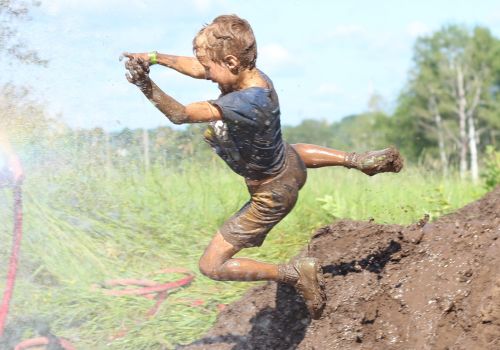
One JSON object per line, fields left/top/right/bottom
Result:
{"left": 123, "top": 14, "right": 402, "bottom": 319}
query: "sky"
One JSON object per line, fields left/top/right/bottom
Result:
{"left": 2, "top": 0, "right": 500, "bottom": 130}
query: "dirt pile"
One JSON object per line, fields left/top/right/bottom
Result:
{"left": 179, "top": 187, "right": 500, "bottom": 350}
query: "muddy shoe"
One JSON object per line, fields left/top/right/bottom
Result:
{"left": 293, "top": 257, "right": 326, "bottom": 319}
{"left": 345, "top": 147, "right": 404, "bottom": 176}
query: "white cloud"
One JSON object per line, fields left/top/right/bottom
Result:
{"left": 406, "top": 21, "right": 431, "bottom": 38}
{"left": 193, "top": 0, "right": 212, "bottom": 12}
{"left": 41, "top": 0, "right": 226, "bottom": 16}
{"left": 485, "top": 6, "right": 500, "bottom": 24}
{"left": 41, "top": 0, "right": 151, "bottom": 15}
{"left": 258, "top": 43, "right": 298, "bottom": 70}
{"left": 314, "top": 83, "right": 343, "bottom": 96}
{"left": 327, "top": 24, "right": 367, "bottom": 39}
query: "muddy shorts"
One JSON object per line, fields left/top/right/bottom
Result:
{"left": 219, "top": 144, "right": 307, "bottom": 249}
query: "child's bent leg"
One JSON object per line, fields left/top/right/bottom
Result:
{"left": 199, "top": 231, "right": 280, "bottom": 281}
{"left": 199, "top": 146, "right": 326, "bottom": 318}
{"left": 198, "top": 231, "right": 325, "bottom": 319}
{"left": 291, "top": 143, "right": 404, "bottom": 176}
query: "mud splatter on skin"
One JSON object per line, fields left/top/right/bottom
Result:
{"left": 179, "top": 187, "right": 500, "bottom": 350}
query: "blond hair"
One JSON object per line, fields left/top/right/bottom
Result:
{"left": 193, "top": 14, "right": 257, "bottom": 69}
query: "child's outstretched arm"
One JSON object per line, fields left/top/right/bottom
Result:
{"left": 123, "top": 52, "right": 206, "bottom": 79}
{"left": 125, "top": 57, "right": 220, "bottom": 124}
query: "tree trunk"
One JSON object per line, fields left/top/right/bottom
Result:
{"left": 429, "top": 95, "right": 448, "bottom": 177}
{"left": 435, "top": 113, "right": 448, "bottom": 177}
{"left": 455, "top": 65, "right": 468, "bottom": 179}
{"left": 466, "top": 84, "right": 482, "bottom": 184}
{"left": 468, "top": 114, "right": 479, "bottom": 183}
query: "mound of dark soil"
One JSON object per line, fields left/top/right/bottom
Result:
{"left": 179, "top": 187, "right": 500, "bottom": 350}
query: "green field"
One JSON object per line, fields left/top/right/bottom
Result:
{"left": 0, "top": 162, "right": 487, "bottom": 349}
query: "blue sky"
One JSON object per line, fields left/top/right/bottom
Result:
{"left": 3, "top": 0, "right": 500, "bottom": 130}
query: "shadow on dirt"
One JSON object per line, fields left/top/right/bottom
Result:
{"left": 178, "top": 240, "right": 402, "bottom": 350}
{"left": 322, "top": 240, "right": 401, "bottom": 277}
{"left": 177, "top": 284, "right": 310, "bottom": 350}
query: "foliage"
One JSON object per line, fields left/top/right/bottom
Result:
{"left": 1, "top": 17, "right": 500, "bottom": 350}
{"left": 283, "top": 112, "right": 392, "bottom": 152}
{"left": 481, "top": 146, "right": 500, "bottom": 190}
{"left": 421, "top": 185, "right": 452, "bottom": 220}
{"left": 388, "top": 24, "right": 500, "bottom": 172}
{"left": 0, "top": 0, "right": 47, "bottom": 65}
{"left": 0, "top": 158, "right": 485, "bottom": 349}
{"left": 283, "top": 119, "right": 333, "bottom": 146}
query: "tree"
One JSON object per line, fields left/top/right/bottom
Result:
{"left": 283, "top": 119, "right": 333, "bottom": 146}
{"left": 393, "top": 24, "right": 500, "bottom": 180}
{"left": 1, "top": 1, "right": 50, "bottom": 146}
{"left": 0, "top": 0, "right": 46, "bottom": 65}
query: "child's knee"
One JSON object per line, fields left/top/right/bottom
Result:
{"left": 198, "top": 255, "right": 223, "bottom": 280}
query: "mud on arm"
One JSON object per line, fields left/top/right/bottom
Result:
{"left": 125, "top": 57, "right": 220, "bottom": 124}
{"left": 143, "top": 80, "right": 192, "bottom": 124}
{"left": 125, "top": 57, "right": 188, "bottom": 124}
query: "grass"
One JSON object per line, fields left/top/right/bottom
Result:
{"left": 0, "top": 159, "right": 487, "bottom": 349}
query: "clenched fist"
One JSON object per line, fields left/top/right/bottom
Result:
{"left": 123, "top": 53, "right": 151, "bottom": 88}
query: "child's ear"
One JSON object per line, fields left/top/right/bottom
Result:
{"left": 224, "top": 55, "right": 240, "bottom": 73}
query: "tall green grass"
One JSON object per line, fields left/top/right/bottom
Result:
{"left": 0, "top": 161, "right": 486, "bottom": 349}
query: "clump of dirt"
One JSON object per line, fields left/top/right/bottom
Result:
{"left": 179, "top": 187, "right": 500, "bottom": 350}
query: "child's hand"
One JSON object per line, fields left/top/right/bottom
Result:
{"left": 121, "top": 52, "right": 149, "bottom": 62}
{"left": 124, "top": 57, "right": 151, "bottom": 88}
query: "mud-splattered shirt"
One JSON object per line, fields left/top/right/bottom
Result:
{"left": 205, "top": 72, "right": 286, "bottom": 180}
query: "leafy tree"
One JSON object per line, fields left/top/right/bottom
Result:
{"left": 283, "top": 119, "right": 333, "bottom": 146}
{"left": 391, "top": 24, "right": 500, "bottom": 179}
{"left": 0, "top": 0, "right": 46, "bottom": 65}
{"left": 283, "top": 112, "right": 392, "bottom": 153}
{"left": 329, "top": 112, "right": 392, "bottom": 151}
{"left": 1, "top": 1, "right": 50, "bottom": 148}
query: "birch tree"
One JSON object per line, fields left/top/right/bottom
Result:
{"left": 464, "top": 27, "right": 500, "bottom": 182}
{"left": 399, "top": 25, "right": 500, "bottom": 180}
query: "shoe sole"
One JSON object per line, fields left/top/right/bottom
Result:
{"left": 297, "top": 257, "right": 326, "bottom": 319}
{"left": 361, "top": 147, "right": 404, "bottom": 176}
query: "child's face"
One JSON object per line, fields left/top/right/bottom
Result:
{"left": 196, "top": 48, "right": 238, "bottom": 91}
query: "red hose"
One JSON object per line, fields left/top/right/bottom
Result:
{"left": 14, "top": 336, "right": 76, "bottom": 350}
{"left": 0, "top": 185, "right": 23, "bottom": 337}
{"left": 100, "top": 268, "right": 195, "bottom": 341}
{"left": 102, "top": 274, "right": 194, "bottom": 297}
{"left": 0, "top": 184, "right": 76, "bottom": 348}
{"left": 0, "top": 182, "right": 195, "bottom": 346}
{"left": 98, "top": 268, "right": 195, "bottom": 316}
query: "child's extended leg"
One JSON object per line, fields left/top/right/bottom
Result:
{"left": 291, "top": 143, "right": 403, "bottom": 176}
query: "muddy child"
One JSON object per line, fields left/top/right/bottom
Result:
{"left": 123, "top": 14, "right": 403, "bottom": 319}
